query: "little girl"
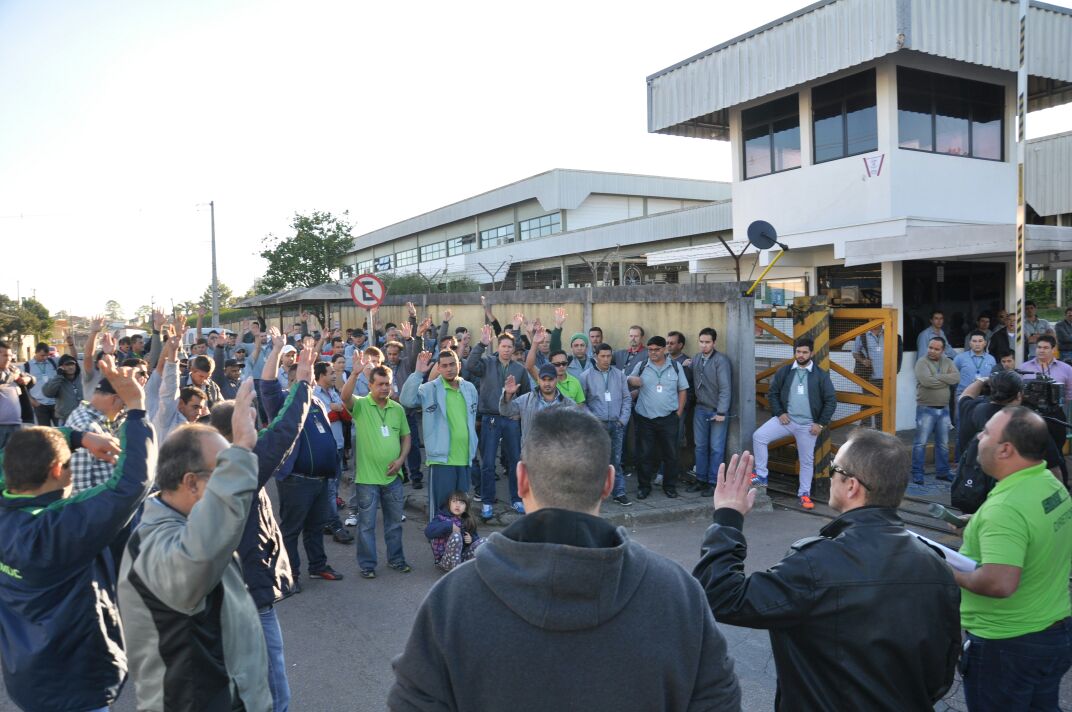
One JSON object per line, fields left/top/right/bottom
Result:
{"left": 424, "top": 491, "right": 486, "bottom": 572}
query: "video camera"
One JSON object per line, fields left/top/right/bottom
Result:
{"left": 1015, "top": 370, "right": 1066, "bottom": 421}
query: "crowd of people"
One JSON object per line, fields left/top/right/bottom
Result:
{"left": 0, "top": 295, "right": 1068, "bottom": 711}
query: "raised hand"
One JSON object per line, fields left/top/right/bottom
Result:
{"left": 81, "top": 432, "right": 122, "bottom": 465}
{"left": 97, "top": 353, "right": 145, "bottom": 411}
{"left": 399, "top": 321, "right": 413, "bottom": 340}
{"left": 415, "top": 351, "right": 433, "bottom": 374}
{"left": 532, "top": 326, "right": 547, "bottom": 346}
{"left": 90, "top": 315, "right": 106, "bottom": 332}
{"left": 553, "top": 308, "right": 567, "bottom": 328}
{"left": 503, "top": 374, "right": 518, "bottom": 396}
{"left": 175, "top": 312, "right": 188, "bottom": 335}
{"left": 480, "top": 295, "right": 487, "bottom": 307}
{"left": 101, "top": 333, "right": 116, "bottom": 355}
{"left": 296, "top": 344, "right": 317, "bottom": 384}
{"left": 153, "top": 310, "right": 166, "bottom": 331}
{"left": 480, "top": 324, "right": 492, "bottom": 346}
{"left": 231, "top": 379, "right": 258, "bottom": 450}
{"left": 162, "top": 326, "right": 179, "bottom": 361}
{"left": 512, "top": 312, "right": 524, "bottom": 329}
{"left": 417, "top": 317, "right": 433, "bottom": 337}
{"left": 406, "top": 301, "right": 417, "bottom": 318}
{"left": 713, "top": 452, "right": 757, "bottom": 516}
{"left": 443, "top": 309, "right": 454, "bottom": 322}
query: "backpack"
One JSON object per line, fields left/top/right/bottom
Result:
{"left": 950, "top": 437, "right": 995, "bottom": 514}
{"left": 637, "top": 358, "right": 684, "bottom": 381}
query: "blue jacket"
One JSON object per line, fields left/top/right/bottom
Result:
{"left": 242, "top": 381, "right": 310, "bottom": 608}
{"left": 258, "top": 377, "right": 340, "bottom": 480}
{"left": 400, "top": 373, "right": 479, "bottom": 465}
{"left": 0, "top": 413, "right": 154, "bottom": 712}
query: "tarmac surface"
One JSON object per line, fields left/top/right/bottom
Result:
{"left": 1, "top": 470, "right": 1068, "bottom": 711}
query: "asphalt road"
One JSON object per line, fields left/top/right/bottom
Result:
{"left": 1, "top": 489, "right": 1068, "bottom": 711}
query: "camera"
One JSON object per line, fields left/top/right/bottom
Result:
{"left": 1019, "top": 372, "right": 1065, "bottom": 419}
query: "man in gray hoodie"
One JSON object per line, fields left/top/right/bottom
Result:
{"left": 389, "top": 408, "right": 741, "bottom": 712}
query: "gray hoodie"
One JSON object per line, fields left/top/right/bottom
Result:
{"left": 465, "top": 342, "right": 530, "bottom": 416}
{"left": 389, "top": 508, "right": 741, "bottom": 711}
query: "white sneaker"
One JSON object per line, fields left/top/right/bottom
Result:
{"left": 654, "top": 474, "right": 664, "bottom": 486}
{"left": 344, "top": 514, "right": 358, "bottom": 527}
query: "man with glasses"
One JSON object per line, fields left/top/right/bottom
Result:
{"left": 627, "top": 336, "right": 689, "bottom": 500}
{"left": 525, "top": 329, "right": 585, "bottom": 405}
{"left": 693, "top": 431, "right": 960, "bottom": 711}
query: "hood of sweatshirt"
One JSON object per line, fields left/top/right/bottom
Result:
{"left": 474, "top": 508, "right": 648, "bottom": 632}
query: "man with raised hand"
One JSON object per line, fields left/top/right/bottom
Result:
{"left": 0, "top": 355, "right": 152, "bottom": 712}
{"left": 155, "top": 325, "right": 209, "bottom": 442}
{"left": 389, "top": 408, "right": 741, "bottom": 711}
{"left": 120, "top": 380, "right": 272, "bottom": 712}
{"left": 694, "top": 434, "right": 960, "bottom": 711}
{"left": 500, "top": 367, "right": 581, "bottom": 442}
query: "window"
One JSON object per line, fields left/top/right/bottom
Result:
{"left": 812, "top": 69, "right": 877, "bottom": 163}
{"left": 447, "top": 234, "right": 475, "bottom": 256}
{"left": 340, "top": 264, "right": 354, "bottom": 279}
{"left": 356, "top": 259, "right": 373, "bottom": 274}
{"left": 420, "top": 241, "right": 446, "bottom": 261}
{"left": 395, "top": 248, "right": 418, "bottom": 268}
{"left": 480, "top": 224, "right": 514, "bottom": 248}
{"left": 518, "top": 213, "right": 561, "bottom": 240}
{"left": 742, "top": 94, "right": 801, "bottom": 179}
{"left": 897, "top": 67, "right": 1004, "bottom": 160}
{"left": 374, "top": 255, "right": 393, "bottom": 272}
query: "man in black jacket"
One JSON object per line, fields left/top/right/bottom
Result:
{"left": 694, "top": 430, "right": 961, "bottom": 712}
{"left": 390, "top": 409, "right": 741, "bottom": 711}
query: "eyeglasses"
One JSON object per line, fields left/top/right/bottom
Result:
{"left": 551, "top": 361, "right": 568, "bottom": 367}
{"left": 831, "top": 464, "right": 872, "bottom": 491}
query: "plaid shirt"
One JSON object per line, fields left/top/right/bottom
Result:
{"left": 66, "top": 402, "right": 124, "bottom": 492}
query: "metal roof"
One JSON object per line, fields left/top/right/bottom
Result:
{"left": 1027, "top": 130, "right": 1072, "bottom": 216}
{"left": 347, "top": 169, "right": 730, "bottom": 254}
{"left": 648, "top": 0, "right": 1072, "bottom": 139}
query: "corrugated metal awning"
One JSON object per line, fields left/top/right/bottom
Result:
{"left": 1027, "top": 131, "right": 1072, "bottom": 217}
{"left": 842, "top": 222, "right": 1072, "bottom": 265}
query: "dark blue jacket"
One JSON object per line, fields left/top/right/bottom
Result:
{"left": 257, "top": 378, "right": 339, "bottom": 479}
{"left": 243, "top": 381, "right": 310, "bottom": 608}
{"left": 0, "top": 413, "right": 154, "bottom": 712}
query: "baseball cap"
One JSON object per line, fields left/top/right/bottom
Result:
{"left": 224, "top": 359, "right": 239, "bottom": 368}
{"left": 538, "top": 363, "right": 558, "bottom": 380}
{"left": 281, "top": 345, "right": 297, "bottom": 355}
{"left": 95, "top": 378, "right": 117, "bottom": 395}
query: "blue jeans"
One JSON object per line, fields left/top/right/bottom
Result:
{"left": 430, "top": 465, "right": 471, "bottom": 513}
{"left": 479, "top": 415, "right": 521, "bottom": 504}
{"left": 599, "top": 421, "right": 626, "bottom": 497}
{"left": 277, "top": 474, "right": 331, "bottom": 577}
{"left": 258, "top": 605, "right": 291, "bottom": 712}
{"left": 693, "top": 407, "right": 729, "bottom": 485}
{"left": 962, "top": 618, "right": 1072, "bottom": 711}
{"left": 355, "top": 479, "right": 406, "bottom": 571}
{"left": 405, "top": 410, "right": 423, "bottom": 483}
{"left": 912, "top": 405, "right": 951, "bottom": 479}
{"left": 325, "top": 450, "right": 343, "bottom": 529}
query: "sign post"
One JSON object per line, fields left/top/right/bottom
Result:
{"left": 1014, "top": 0, "right": 1027, "bottom": 364}
{"left": 350, "top": 273, "right": 387, "bottom": 311}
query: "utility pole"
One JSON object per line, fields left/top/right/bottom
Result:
{"left": 1013, "top": 0, "right": 1027, "bottom": 364}
{"left": 210, "top": 200, "right": 220, "bottom": 328}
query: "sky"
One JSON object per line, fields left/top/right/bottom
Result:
{"left": 1, "top": 0, "right": 1069, "bottom": 318}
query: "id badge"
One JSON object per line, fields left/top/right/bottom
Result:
{"left": 797, "top": 384, "right": 805, "bottom": 395}
{"left": 381, "top": 425, "right": 391, "bottom": 438}
{"left": 315, "top": 420, "right": 327, "bottom": 434}
{"left": 655, "top": 384, "right": 663, "bottom": 394}
{"left": 604, "top": 392, "right": 612, "bottom": 402}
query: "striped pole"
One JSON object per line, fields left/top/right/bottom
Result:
{"left": 793, "top": 295, "right": 833, "bottom": 480}
{"left": 1014, "top": 0, "right": 1028, "bottom": 363}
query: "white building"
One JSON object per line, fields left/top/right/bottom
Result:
{"left": 645, "top": 0, "right": 1072, "bottom": 428}
{"left": 342, "top": 169, "right": 732, "bottom": 289}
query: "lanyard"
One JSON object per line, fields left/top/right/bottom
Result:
{"left": 599, "top": 368, "right": 611, "bottom": 393}
{"left": 650, "top": 364, "right": 671, "bottom": 385}
{"left": 373, "top": 401, "right": 389, "bottom": 427}
{"left": 971, "top": 355, "right": 984, "bottom": 372}
{"left": 794, "top": 368, "right": 808, "bottom": 386}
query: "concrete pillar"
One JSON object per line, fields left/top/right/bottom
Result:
{"left": 726, "top": 294, "right": 765, "bottom": 509}
{"left": 560, "top": 258, "right": 568, "bottom": 288}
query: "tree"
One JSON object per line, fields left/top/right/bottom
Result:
{"left": 104, "top": 300, "right": 123, "bottom": 321}
{"left": 133, "top": 305, "right": 153, "bottom": 325}
{"left": 0, "top": 295, "right": 54, "bottom": 344}
{"left": 197, "top": 283, "right": 235, "bottom": 310}
{"left": 258, "top": 211, "right": 354, "bottom": 293}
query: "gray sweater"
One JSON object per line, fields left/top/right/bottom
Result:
{"left": 465, "top": 343, "right": 530, "bottom": 416}
{"left": 691, "top": 350, "right": 733, "bottom": 414}
{"left": 389, "top": 508, "right": 741, "bottom": 711}
{"left": 499, "top": 390, "right": 582, "bottom": 437}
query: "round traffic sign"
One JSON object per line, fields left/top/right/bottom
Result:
{"left": 350, "top": 273, "right": 387, "bottom": 309}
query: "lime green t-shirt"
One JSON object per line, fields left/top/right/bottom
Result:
{"left": 959, "top": 461, "right": 1072, "bottom": 639}
{"left": 351, "top": 396, "right": 410, "bottom": 486}
{"left": 557, "top": 374, "right": 586, "bottom": 404}
{"left": 428, "top": 378, "right": 470, "bottom": 467}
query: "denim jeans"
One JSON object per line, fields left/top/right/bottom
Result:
{"left": 258, "top": 605, "right": 291, "bottom": 712}
{"left": 355, "top": 478, "right": 406, "bottom": 571}
{"left": 325, "top": 450, "right": 343, "bottom": 529}
{"left": 912, "top": 405, "right": 951, "bottom": 479}
{"left": 479, "top": 415, "right": 521, "bottom": 504}
{"left": 404, "top": 410, "right": 423, "bottom": 483}
{"left": 429, "top": 465, "right": 471, "bottom": 513}
{"left": 693, "top": 407, "right": 729, "bottom": 485}
{"left": 277, "top": 474, "right": 331, "bottom": 577}
{"left": 599, "top": 420, "right": 626, "bottom": 497}
{"left": 962, "top": 618, "right": 1072, "bottom": 711}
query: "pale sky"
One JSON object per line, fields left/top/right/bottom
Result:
{"left": 1, "top": 0, "right": 1069, "bottom": 318}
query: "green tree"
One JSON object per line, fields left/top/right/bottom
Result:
{"left": 258, "top": 211, "right": 354, "bottom": 293}
{"left": 197, "top": 283, "right": 235, "bottom": 310}
{"left": 104, "top": 300, "right": 123, "bottom": 321}
{"left": 0, "top": 295, "right": 54, "bottom": 344}
{"left": 134, "top": 305, "right": 153, "bottom": 325}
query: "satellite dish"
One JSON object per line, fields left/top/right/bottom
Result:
{"left": 747, "top": 220, "right": 778, "bottom": 250}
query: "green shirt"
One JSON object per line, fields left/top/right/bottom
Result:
{"left": 557, "top": 374, "right": 586, "bottom": 404}
{"left": 959, "top": 461, "right": 1072, "bottom": 639}
{"left": 429, "top": 379, "right": 469, "bottom": 467}
{"left": 351, "top": 395, "right": 410, "bottom": 486}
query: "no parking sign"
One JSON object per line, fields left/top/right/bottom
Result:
{"left": 350, "top": 273, "right": 387, "bottom": 309}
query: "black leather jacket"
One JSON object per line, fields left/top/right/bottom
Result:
{"left": 694, "top": 506, "right": 961, "bottom": 711}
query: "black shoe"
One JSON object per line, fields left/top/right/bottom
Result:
{"left": 686, "top": 482, "right": 707, "bottom": 493}
{"left": 332, "top": 528, "right": 354, "bottom": 544}
{"left": 613, "top": 494, "right": 633, "bottom": 506}
{"left": 699, "top": 485, "right": 713, "bottom": 497}
{"left": 323, "top": 525, "right": 334, "bottom": 535}
{"left": 637, "top": 488, "right": 651, "bottom": 500}
{"left": 664, "top": 488, "right": 679, "bottom": 499}
{"left": 309, "top": 566, "right": 344, "bottom": 581}
{"left": 412, "top": 481, "right": 423, "bottom": 489}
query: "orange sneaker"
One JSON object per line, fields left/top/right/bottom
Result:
{"left": 799, "top": 495, "right": 815, "bottom": 510}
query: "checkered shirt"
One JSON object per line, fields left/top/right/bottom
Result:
{"left": 65, "top": 402, "right": 124, "bottom": 492}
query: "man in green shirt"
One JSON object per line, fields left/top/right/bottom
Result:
{"left": 342, "top": 365, "right": 411, "bottom": 579}
{"left": 953, "top": 406, "right": 1072, "bottom": 711}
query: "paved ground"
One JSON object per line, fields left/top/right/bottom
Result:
{"left": 1, "top": 472, "right": 1068, "bottom": 711}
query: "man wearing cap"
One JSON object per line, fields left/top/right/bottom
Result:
{"left": 546, "top": 308, "right": 592, "bottom": 380}
{"left": 66, "top": 376, "right": 130, "bottom": 492}
{"left": 213, "top": 341, "right": 243, "bottom": 399}
{"left": 627, "top": 335, "right": 689, "bottom": 500}
{"left": 500, "top": 365, "right": 581, "bottom": 441}
{"left": 278, "top": 344, "right": 298, "bottom": 388}
{"left": 344, "top": 329, "right": 368, "bottom": 371}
